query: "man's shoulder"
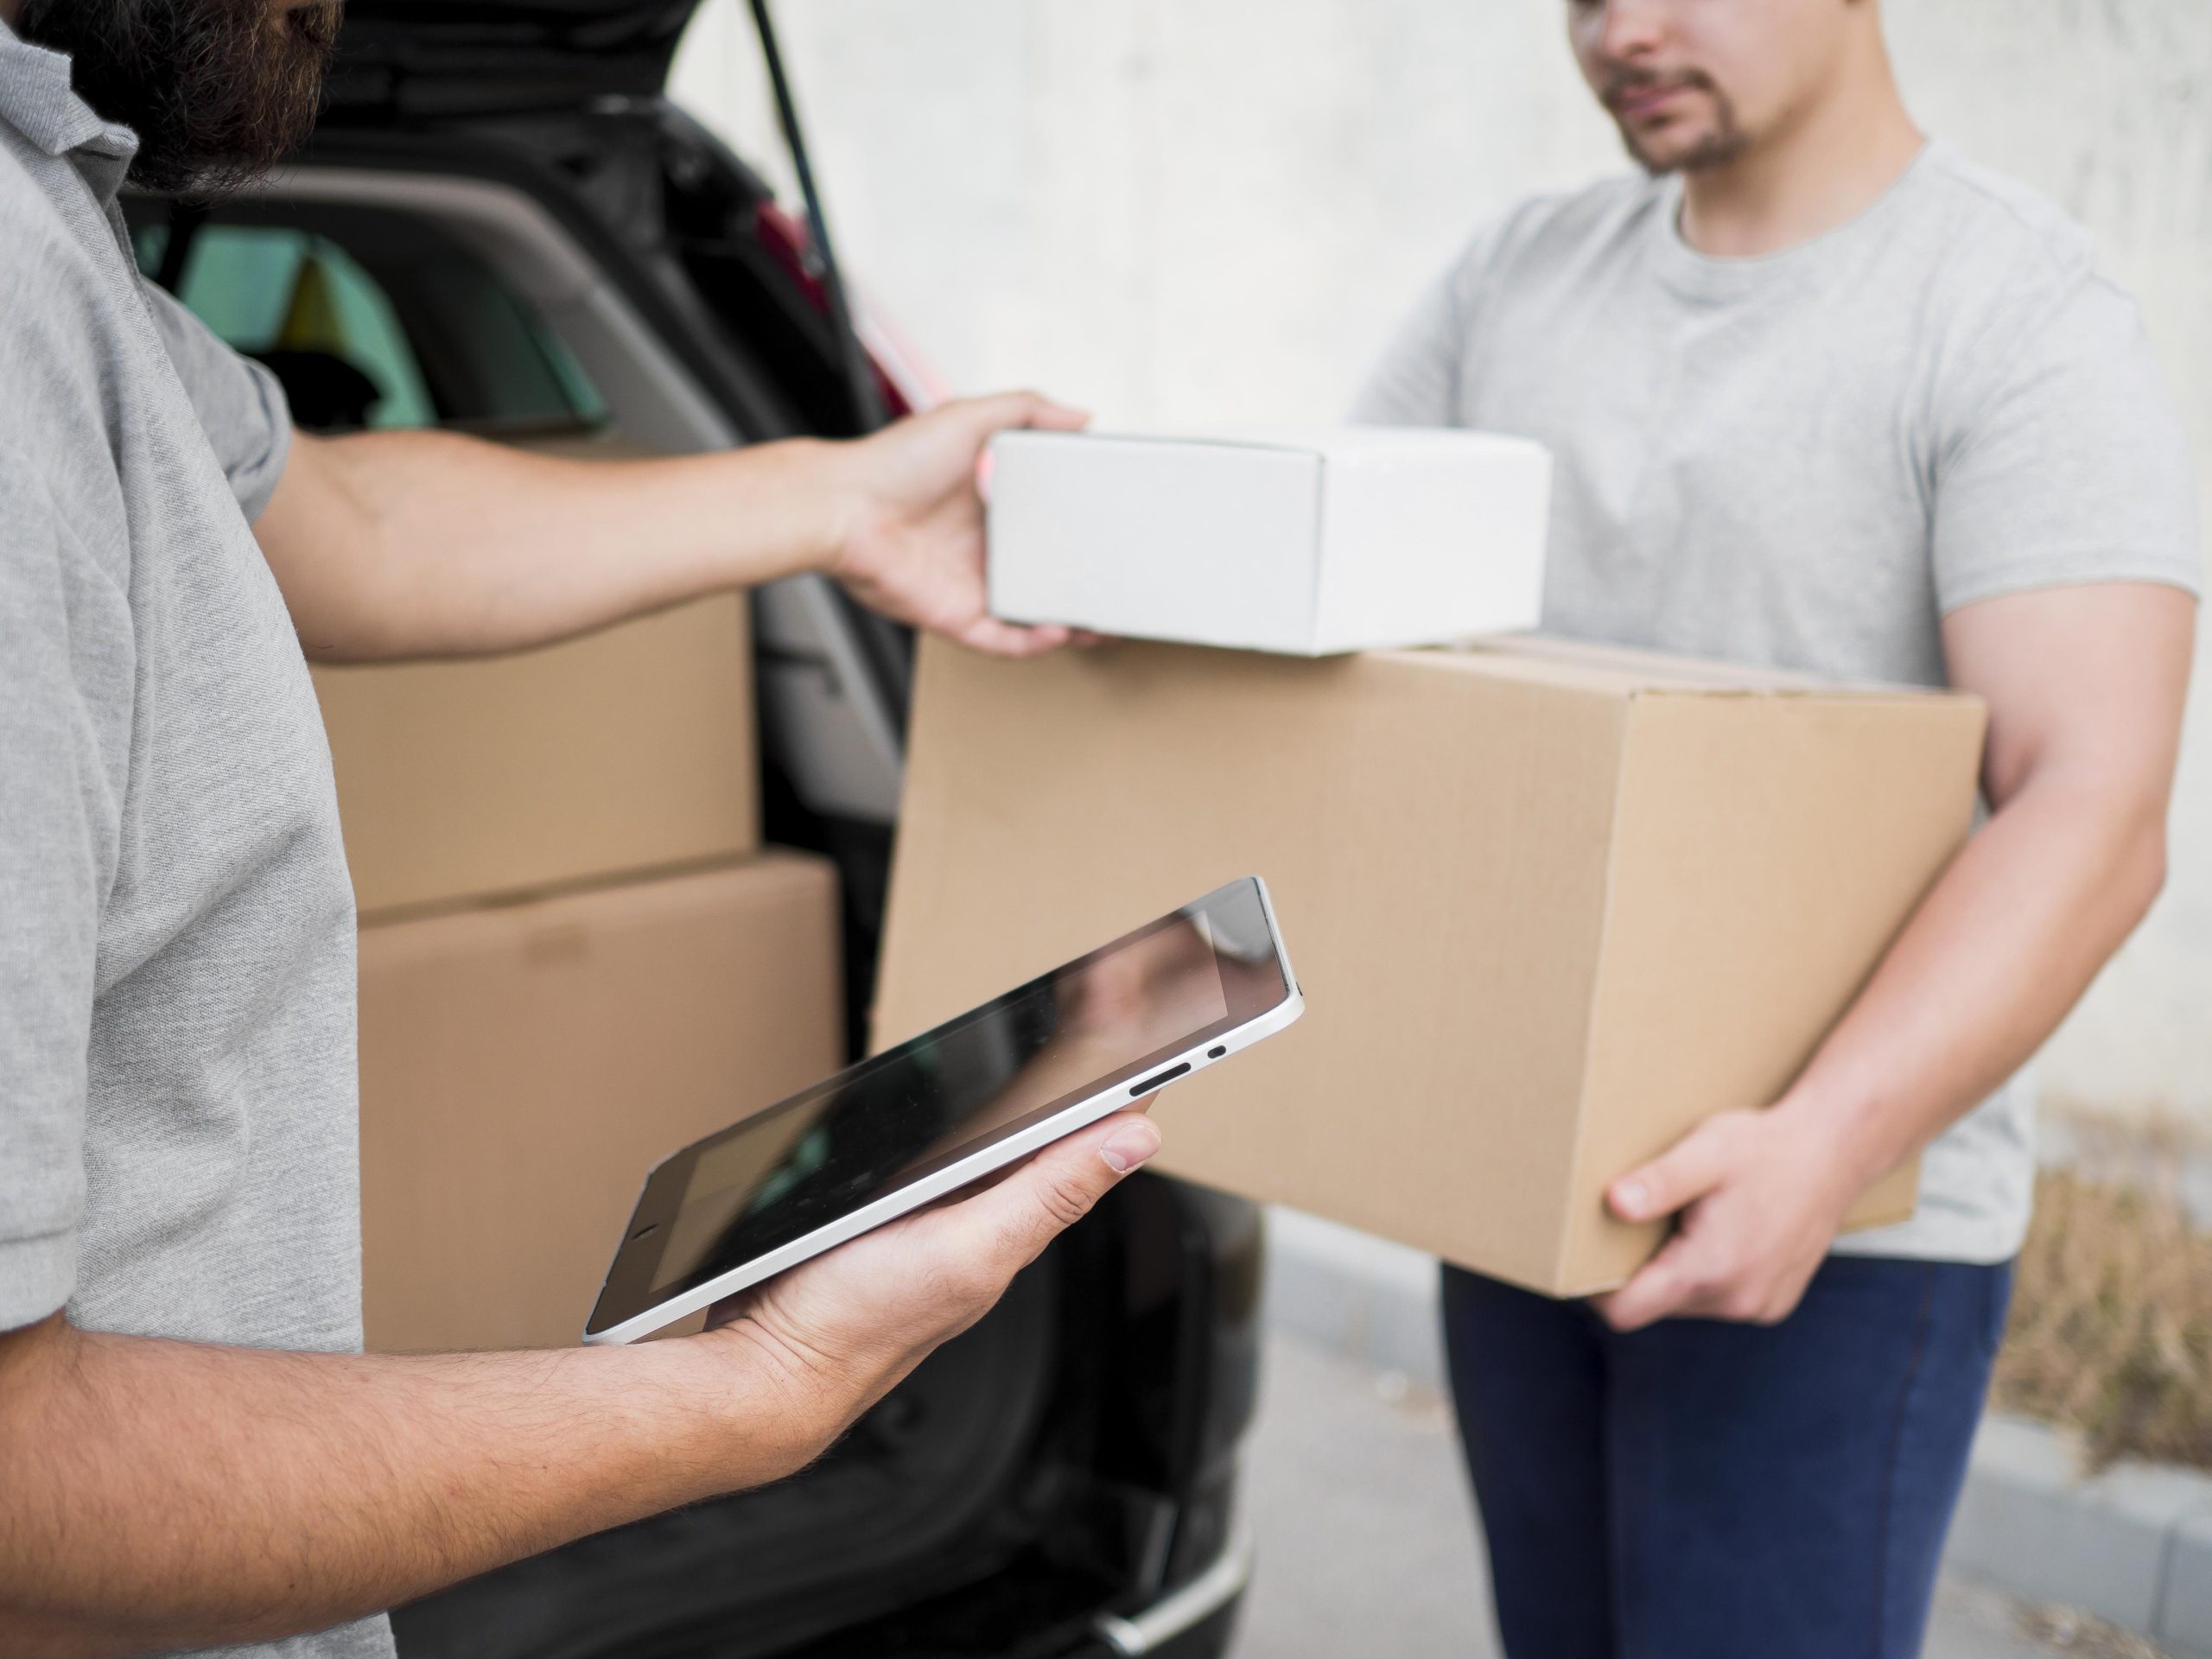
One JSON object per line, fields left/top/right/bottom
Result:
{"left": 0, "top": 130, "right": 98, "bottom": 259}
{"left": 1443, "top": 172, "right": 1664, "bottom": 287}
{"left": 0, "top": 135, "right": 123, "bottom": 340}
{"left": 1893, "top": 141, "right": 2159, "bottom": 412}
{"left": 1910, "top": 142, "right": 2101, "bottom": 295}
{"left": 0, "top": 135, "right": 133, "bottom": 413}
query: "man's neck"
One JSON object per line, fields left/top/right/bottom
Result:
{"left": 1677, "top": 50, "right": 1923, "bottom": 259}
{"left": 0, "top": 1, "right": 20, "bottom": 29}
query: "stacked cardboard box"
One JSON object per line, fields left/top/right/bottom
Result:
{"left": 322, "top": 431, "right": 842, "bottom": 1353}
{"left": 314, "top": 591, "right": 760, "bottom": 919}
{"left": 874, "top": 635, "right": 1986, "bottom": 1298}
{"left": 357, "top": 856, "right": 840, "bottom": 1353}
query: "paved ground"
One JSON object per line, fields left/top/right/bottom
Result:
{"left": 1229, "top": 1332, "right": 2159, "bottom": 1659}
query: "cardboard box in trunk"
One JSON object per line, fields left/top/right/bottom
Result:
{"left": 315, "top": 594, "right": 758, "bottom": 918}
{"left": 873, "top": 637, "right": 1986, "bottom": 1297}
{"left": 312, "top": 429, "right": 758, "bottom": 918}
{"left": 358, "top": 855, "right": 841, "bottom": 1353}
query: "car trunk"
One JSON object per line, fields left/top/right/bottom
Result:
{"left": 321, "top": 1, "right": 701, "bottom": 119}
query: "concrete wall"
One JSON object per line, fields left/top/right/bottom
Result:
{"left": 671, "top": 0, "right": 2212, "bottom": 1133}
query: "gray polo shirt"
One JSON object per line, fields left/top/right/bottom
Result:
{"left": 1356, "top": 141, "right": 2201, "bottom": 1266}
{"left": 0, "top": 25, "right": 390, "bottom": 1659}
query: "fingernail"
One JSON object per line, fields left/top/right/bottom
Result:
{"left": 1615, "top": 1179, "right": 1649, "bottom": 1217}
{"left": 1101, "top": 1121, "right": 1162, "bottom": 1173}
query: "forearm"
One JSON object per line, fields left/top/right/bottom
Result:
{"left": 1776, "top": 771, "right": 2165, "bottom": 1187}
{"left": 0, "top": 1316, "right": 823, "bottom": 1656}
{"left": 262, "top": 429, "right": 850, "bottom": 662}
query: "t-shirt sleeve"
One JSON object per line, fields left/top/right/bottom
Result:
{"left": 0, "top": 460, "right": 105, "bottom": 1331}
{"left": 1931, "top": 270, "right": 2202, "bottom": 613}
{"left": 1351, "top": 204, "right": 1554, "bottom": 429}
{"left": 138, "top": 279, "right": 296, "bottom": 524}
{"left": 1350, "top": 259, "right": 1468, "bottom": 428}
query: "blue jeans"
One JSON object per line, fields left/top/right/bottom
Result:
{"left": 1441, "top": 1255, "right": 2013, "bottom": 1659}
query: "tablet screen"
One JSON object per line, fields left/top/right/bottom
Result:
{"left": 588, "top": 879, "right": 1287, "bottom": 1334}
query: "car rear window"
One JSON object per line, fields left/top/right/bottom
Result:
{"left": 128, "top": 202, "right": 607, "bottom": 438}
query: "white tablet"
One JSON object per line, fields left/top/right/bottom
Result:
{"left": 583, "top": 876, "right": 1302, "bottom": 1344}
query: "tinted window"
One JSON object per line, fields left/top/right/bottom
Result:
{"left": 128, "top": 200, "right": 607, "bottom": 436}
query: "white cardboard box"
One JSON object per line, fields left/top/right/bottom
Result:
{"left": 986, "top": 427, "right": 1553, "bottom": 655}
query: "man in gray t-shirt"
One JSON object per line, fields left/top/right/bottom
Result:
{"left": 0, "top": 4, "right": 1168, "bottom": 1656}
{"left": 1354, "top": 3, "right": 2196, "bottom": 1656}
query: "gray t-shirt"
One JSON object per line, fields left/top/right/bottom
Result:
{"left": 0, "top": 26, "right": 391, "bottom": 1659}
{"left": 1354, "top": 140, "right": 2201, "bottom": 1265}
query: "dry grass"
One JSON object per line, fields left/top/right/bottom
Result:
{"left": 2016, "top": 1602, "right": 2174, "bottom": 1657}
{"left": 1992, "top": 1122, "right": 2212, "bottom": 1472}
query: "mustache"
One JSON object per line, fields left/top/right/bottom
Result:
{"left": 1599, "top": 66, "right": 1717, "bottom": 111}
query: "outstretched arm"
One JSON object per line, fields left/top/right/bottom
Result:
{"left": 251, "top": 393, "right": 1086, "bottom": 664}
{"left": 0, "top": 1111, "right": 1161, "bottom": 1658}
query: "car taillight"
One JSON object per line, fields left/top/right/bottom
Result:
{"left": 750, "top": 200, "right": 820, "bottom": 300}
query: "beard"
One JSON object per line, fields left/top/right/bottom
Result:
{"left": 16, "top": 0, "right": 343, "bottom": 197}
{"left": 1600, "top": 67, "right": 1751, "bottom": 176}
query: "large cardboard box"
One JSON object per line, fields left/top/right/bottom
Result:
{"left": 358, "top": 855, "right": 841, "bottom": 1353}
{"left": 873, "top": 637, "right": 1986, "bottom": 1296}
{"left": 986, "top": 428, "right": 1552, "bottom": 654}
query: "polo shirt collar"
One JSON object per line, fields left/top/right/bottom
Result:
{"left": 0, "top": 18, "right": 141, "bottom": 206}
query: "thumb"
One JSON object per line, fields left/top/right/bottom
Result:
{"left": 1592, "top": 1230, "right": 1700, "bottom": 1332}
{"left": 959, "top": 1112, "right": 1160, "bottom": 1269}
{"left": 1607, "top": 1114, "right": 1743, "bottom": 1224}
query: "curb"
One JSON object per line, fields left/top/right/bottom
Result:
{"left": 1259, "top": 1207, "right": 2212, "bottom": 1658}
{"left": 1949, "top": 1414, "right": 2212, "bottom": 1656}
{"left": 1262, "top": 1210, "right": 1450, "bottom": 1392}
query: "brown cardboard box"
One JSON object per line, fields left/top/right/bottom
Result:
{"left": 358, "top": 855, "right": 841, "bottom": 1353}
{"left": 873, "top": 636, "right": 1987, "bottom": 1297}
{"left": 315, "top": 589, "right": 759, "bottom": 918}
{"left": 310, "top": 432, "right": 754, "bottom": 918}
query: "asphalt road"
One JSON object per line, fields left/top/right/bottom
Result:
{"left": 1228, "top": 1332, "right": 2148, "bottom": 1659}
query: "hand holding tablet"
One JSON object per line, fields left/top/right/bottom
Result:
{"left": 586, "top": 877, "right": 1301, "bottom": 1344}
{"left": 688, "top": 1106, "right": 1166, "bottom": 1452}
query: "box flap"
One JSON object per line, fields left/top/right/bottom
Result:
{"left": 1445, "top": 635, "right": 1974, "bottom": 702}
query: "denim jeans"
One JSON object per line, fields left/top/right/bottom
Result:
{"left": 1441, "top": 1255, "right": 2014, "bottom": 1658}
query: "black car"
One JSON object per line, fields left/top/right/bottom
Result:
{"left": 124, "top": 5, "right": 1263, "bottom": 1656}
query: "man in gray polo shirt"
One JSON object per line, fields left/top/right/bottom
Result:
{"left": 1355, "top": 2, "right": 2198, "bottom": 1656}
{"left": 0, "top": 3, "right": 1166, "bottom": 1656}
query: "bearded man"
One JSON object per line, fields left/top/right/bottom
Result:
{"left": 0, "top": 5, "right": 1165, "bottom": 1656}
